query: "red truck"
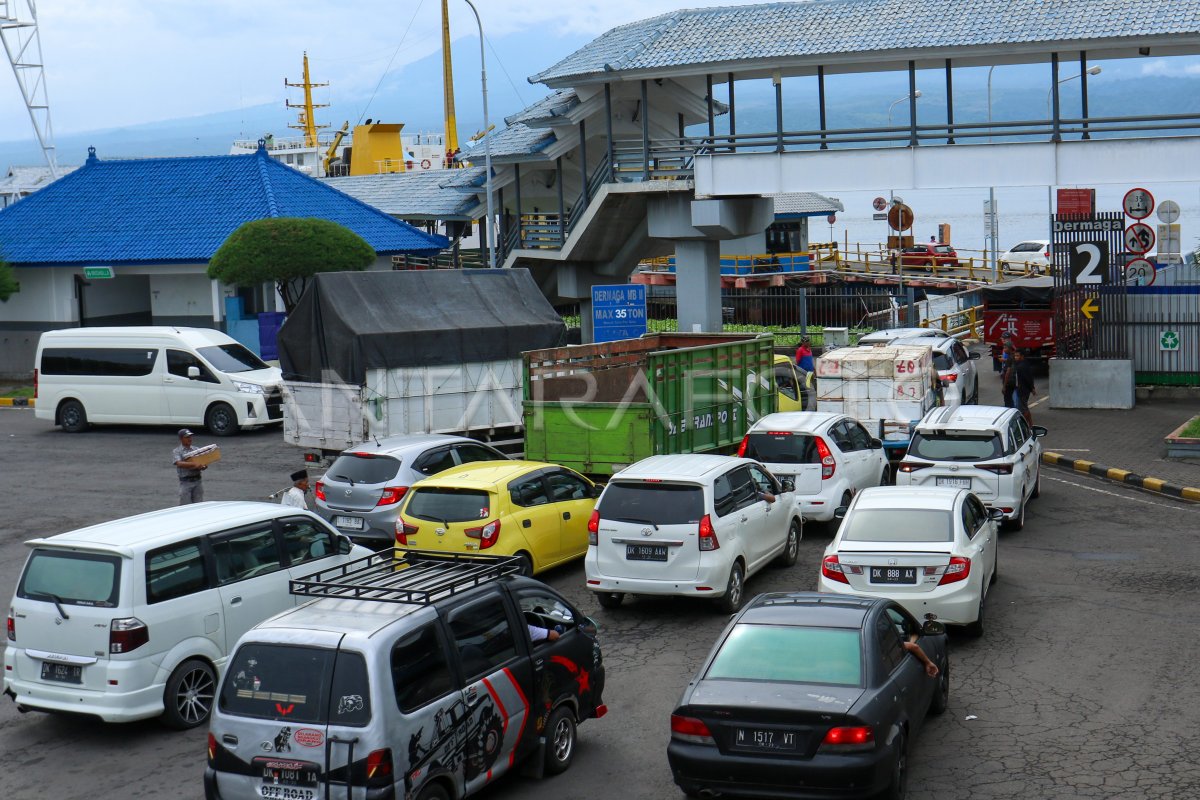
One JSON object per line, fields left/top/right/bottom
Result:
{"left": 981, "top": 276, "right": 1056, "bottom": 367}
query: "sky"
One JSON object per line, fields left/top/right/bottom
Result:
{"left": 0, "top": 0, "right": 770, "bottom": 138}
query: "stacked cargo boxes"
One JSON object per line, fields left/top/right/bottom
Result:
{"left": 815, "top": 345, "right": 937, "bottom": 441}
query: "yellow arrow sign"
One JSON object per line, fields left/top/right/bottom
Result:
{"left": 1081, "top": 297, "right": 1099, "bottom": 320}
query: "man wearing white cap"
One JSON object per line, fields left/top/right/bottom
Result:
{"left": 281, "top": 469, "right": 310, "bottom": 510}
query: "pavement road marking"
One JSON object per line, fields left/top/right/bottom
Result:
{"left": 1044, "top": 473, "right": 1200, "bottom": 514}
{"left": 1030, "top": 395, "right": 1049, "bottom": 408}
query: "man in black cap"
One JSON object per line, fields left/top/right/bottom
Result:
{"left": 172, "top": 429, "right": 207, "bottom": 505}
{"left": 280, "top": 469, "right": 310, "bottom": 510}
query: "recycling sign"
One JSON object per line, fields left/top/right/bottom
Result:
{"left": 1160, "top": 330, "right": 1180, "bottom": 351}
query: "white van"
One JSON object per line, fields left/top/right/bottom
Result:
{"left": 3, "top": 502, "right": 371, "bottom": 728}
{"left": 34, "top": 327, "right": 283, "bottom": 436}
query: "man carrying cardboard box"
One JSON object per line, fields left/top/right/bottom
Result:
{"left": 172, "top": 428, "right": 208, "bottom": 505}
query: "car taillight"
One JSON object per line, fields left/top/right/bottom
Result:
{"left": 816, "top": 436, "right": 835, "bottom": 480}
{"left": 821, "top": 554, "right": 849, "bottom": 584}
{"left": 465, "top": 519, "right": 501, "bottom": 549}
{"left": 207, "top": 732, "right": 217, "bottom": 763}
{"left": 896, "top": 462, "right": 927, "bottom": 473}
{"left": 365, "top": 748, "right": 393, "bottom": 786}
{"left": 736, "top": 435, "right": 749, "bottom": 458}
{"left": 109, "top": 617, "right": 149, "bottom": 654}
{"left": 939, "top": 556, "right": 971, "bottom": 585}
{"left": 33, "top": 368, "right": 38, "bottom": 399}
{"left": 977, "top": 463, "right": 1013, "bottom": 474}
{"left": 395, "top": 520, "right": 417, "bottom": 546}
{"left": 6, "top": 609, "right": 14, "bottom": 641}
{"left": 587, "top": 510, "right": 600, "bottom": 546}
{"left": 314, "top": 481, "right": 326, "bottom": 501}
{"left": 376, "top": 486, "right": 408, "bottom": 506}
{"left": 941, "top": 372, "right": 958, "bottom": 382}
{"left": 821, "top": 726, "right": 874, "bottom": 751}
{"left": 698, "top": 514, "right": 719, "bottom": 551}
{"left": 670, "top": 714, "right": 714, "bottom": 744}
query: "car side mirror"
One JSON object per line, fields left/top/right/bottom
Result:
{"left": 187, "top": 365, "right": 200, "bottom": 379}
{"left": 1032, "top": 426, "right": 1048, "bottom": 438}
{"left": 969, "top": 352, "right": 981, "bottom": 360}
{"left": 869, "top": 437, "right": 883, "bottom": 449}
{"left": 834, "top": 506, "right": 848, "bottom": 519}
{"left": 988, "top": 508, "right": 1004, "bottom": 521}
{"left": 921, "top": 620, "right": 946, "bottom": 636}
{"left": 591, "top": 484, "right": 604, "bottom": 499}
{"left": 780, "top": 478, "right": 795, "bottom": 493}
{"left": 337, "top": 534, "right": 353, "bottom": 555}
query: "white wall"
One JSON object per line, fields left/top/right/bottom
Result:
{"left": 149, "top": 272, "right": 215, "bottom": 319}
{"left": 0, "top": 268, "right": 77, "bottom": 324}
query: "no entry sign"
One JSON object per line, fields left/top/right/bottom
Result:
{"left": 1123, "top": 188, "right": 1154, "bottom": 220}
{"left": 873, "top": 196, "right": 887, "bottom": 211}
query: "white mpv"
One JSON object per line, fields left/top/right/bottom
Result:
{"left": 584, "top": 455, "right": 802, "bottom": 613}
{"left": 895, "top": 405, "right": 1046, "bottom": 530}
{"left": 3, "top": 502, "right": 370, "bottom": 728}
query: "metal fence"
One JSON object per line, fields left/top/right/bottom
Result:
{"left": 1126, "top": 286, "right": 1200, "bottom": 386}
{"left": 1052, "top": 212, "right": 1129, "bottom": 359}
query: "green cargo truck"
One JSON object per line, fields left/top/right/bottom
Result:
{"left": 523, "top": 333, "right": 777, "bottom": 476}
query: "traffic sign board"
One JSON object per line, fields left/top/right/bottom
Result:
{"left": 1124, "top": 223, "right": 1155, "bottom": 255}
{"left": 1068, "top": 241, "right": 1109, "bottom": 284}
{"left": 83, "top": 266, "right": 113, "bottom": 279}
{"left": 872, "top": 197, "right": 887, "bottom": 211}
{"left": 1157, "top": 200, "right": 1181, "bottom": 224}
{"left": 1123, "top": 187, "right": 1154, "bottom": 219}
{"left": 887, "top": 203, "right": 914, "bottom": 231}
{"left": 1081, "top": 297, "right": 1099, "bottom": 320}
{"left": 592, "top": 284, "right": 647, "bottom": 344}
{"left": 826, "top": 214, "right": 837, "bottom": 224}
{"left": 1125, "top": 258, "right": 1155, "bottom": 286}
{"left": 1160, "top": 330, "right": 1180, "bottom": 351}
{"left": 872, "top": 213, "right": 887, "bottom": 221}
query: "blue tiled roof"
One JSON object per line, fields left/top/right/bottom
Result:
{"left": 322, "top": 167, "right": 486, "bottom": 220}
{"left": 0, "top": 146, "right": 448, "bottom": 266}
{"left": 531, "top": 0, "right": 1200, "bottom": 85}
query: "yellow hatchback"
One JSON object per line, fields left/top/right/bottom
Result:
{"left": 394, "top": 460, "right": 601, "bottom": 575}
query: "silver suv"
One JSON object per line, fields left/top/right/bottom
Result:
{"left": 315, "top": 434, "right": 508, "bottom": 548}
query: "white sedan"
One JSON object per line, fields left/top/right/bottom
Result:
{"left": 817, "top": 486, "right": 1000, "bottom": 636}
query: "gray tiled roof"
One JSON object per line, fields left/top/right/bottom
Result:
{"left": 0, "top": 165, "right": 78, "bottom": 195}
{"left": 531, "top": 0, "right": 1200, "bottom": 84}
{"left": 322, "top": 167, "right": 486, "bottom": 220}
{"left": 505, "top": 89, "right": 579, "bottom": 126}
{"left": 463, "top": 122, "right": 557, "bottom": 162}
{"left": 773, "top": 192, "right": 843, "bottom": 216}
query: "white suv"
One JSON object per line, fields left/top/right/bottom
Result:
{"left": 585, "top": 455, "right": 802, "bottom": 613}
{"left": 738, "top": 412, "right": 889, "bottom": 524}
{"left": 895, "top": 406, "right": 1046, "bottom": 530}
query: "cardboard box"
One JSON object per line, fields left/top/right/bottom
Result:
{"left": 185, "top": 445, "right": 221, "bottom": 466}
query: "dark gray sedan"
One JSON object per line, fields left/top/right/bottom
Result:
{"left": 667, "top": 592, "right": 949, "bottom": 799}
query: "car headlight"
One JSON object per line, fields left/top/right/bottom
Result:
{"left": 234, "top": 381, "right": 265, "bottom": 394}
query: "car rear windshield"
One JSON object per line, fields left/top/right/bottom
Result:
{"left": 405, "top": 488, "right": 493, "bottom": 523}
{"left": 931, "top": 352, "right": 953, "bottom": 371}
{"left": 741, "top": 432, "right": 820, "bottom": 464}
{"left": 706, "top": 624, "right": 862, "bottom": 686}
{"left": 18, "top": 549, "right": 121, "bottom": 607}
{"left": 910, "top": 432, "right": 1002, "bottom": 461}
{"left": 197, "top": 343, "right": 269, "bottom": 374}
{"left": 1010, "top": 241, "right": 1045, "bottom": 253}
{"left": 597, "top": 482, "right": 704, "bottom": 526}
{"left": 841, "top": 509, "right": 953, "bottom": 542}
{"left": 325, "top": 453, "right": 402, "bottom": 485}
{"left": 220, "top": 644, "right": 371, "bottom": 726}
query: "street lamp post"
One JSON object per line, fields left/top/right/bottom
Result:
{"left": 887, "top": 90, "right": 922, "bottom": 127}
{"left": 463, "top": 0, "right": 495, "bottom": 268}
{"left": 987, "top": 65, "right": 997, "bottom": 142}
{"left": 1046, "top": 65, "right": 1101, "bottom": 118}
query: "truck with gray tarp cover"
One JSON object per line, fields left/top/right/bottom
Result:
{"left": 277, "top": 269, "right": 566, "bottom": 457}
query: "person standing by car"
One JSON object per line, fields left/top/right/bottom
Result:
{"left": 280, "top": 469, "right": 310, "bottom": 509}
{"left": 1000, "top": 341, "right": 1017, "bottom": 408}
{"left": 1013, "top": 350, "right": 1036, "bottom": 425}
{"left": 794, "top": 337, "right": 815, "bottom": 373}
{"left": 172, "top": 428, "right": 207, "bottom": 505}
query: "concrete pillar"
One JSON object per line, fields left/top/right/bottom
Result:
{"left": 675, "top": 240, "right": 722, "bottom": 332}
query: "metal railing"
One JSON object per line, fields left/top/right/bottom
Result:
{"left": 612, "top": 138, "right": 696, "bottom": 180}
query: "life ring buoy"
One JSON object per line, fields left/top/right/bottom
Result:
{"left": 421, "top": 158, "right": 432, "bottom": 170}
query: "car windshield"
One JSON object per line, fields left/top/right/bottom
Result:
{"left": 931, "top": 352, "right": 953, "bottom": 371}
{"left": 741, "top": 433, "right": 820, "bottom": 464}
{"left": 597, "top": 482, "right": 704, "bottom": 526}
{"left": 841, "top": 508, "right": 954, "bottom": 542}
{"left": 1010, "top": 241, "right": 1045, "bottom": 253}
{"left": 405, "top": 488, "right": 493, "bottom": 522}
{"left": 18, "top": 549, "right": 121, "bottom": 607}
{"left": 197, "top": 344, "right": 269, "bottom": 374}
{"left": 910, "top": 432, "right": 1003, "bottom": 461}
{"left": 706, "top": 624, "right": 862, "bottom": 686}
{"left": 325, "top": 453, "right": 402, "bottom": 485}
{"left": 220, "top": 643, "right": 371, "bottom": 726}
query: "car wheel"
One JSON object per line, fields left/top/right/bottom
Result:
{"left": 59, "top": 399, "right": 88, "bottom": 433}
{"left": 161, "top": 659, "right": 216, "bottom": 730}
{"left": 596, "top": 591, "right": 624, "bottom": 610}
{"left": 415, "top": 782, "right": 450, "bottom": 800}
{"left": 969, "top": 378, "right": 980, "bottom": 405}
{"left": 204, "top": 402, "right": 239, "bottom": 437}
{"left": 776, "top": 519, "right": 800, "bottom": 567}
{"left": 1003, "top": 499, "right": 1025, "bottom": 532}
{"left": 929, "top": 658, "right": 950, "bottom": 716}
{"left": 1031, "top": 469, "right": 1041, "bottom": 500}
{"left": 964, "top": 594, "right": 985, "bottom": 638}
{"left": 881, "top": 733, "right": 908, "bottom": 800}
{"left": 511, "top": 551, "right": 534, "bottom": 577}
{"left": 880, "top": 467, "right": 891, "bottom": 487}
{"left": 543, "top": 705, "right": 577, "bottom": 775}
{"left": 716, "top": 562, "right": 745, "bottom": 614}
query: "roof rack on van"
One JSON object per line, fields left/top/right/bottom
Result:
{"left": 290, "top": 549, "right": 523, "bottom": 605}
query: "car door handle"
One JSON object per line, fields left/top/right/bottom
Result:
{"left": 740, "top": 515, "right": 749, "bottom": 522}
{"left": 522, "top": 519, "right": 532, "bottom": 528}
{"left": 230, "top": 596, "right": 243, "bottom": 606}
{"left": 562, "top": 511, "right": 571, "bottom": 521}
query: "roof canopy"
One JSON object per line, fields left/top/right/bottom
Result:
{"left": 277, "top": 269, "right": 567, "bottom": 384}
{"left": 322, "top": 167, "right": 486, "bottom": 221}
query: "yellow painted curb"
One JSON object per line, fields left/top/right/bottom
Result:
{"left": 1072, "top": 460, "right": 1095, "bottom": 473}
{"left": 1106, "top": 468, "right": 1132, "bottom": 481}
{"left": 1143, "top": 477, "right": 1166, "bottom": 491}
{"left": 1182, "top": 487, "right": 1200, "bottom": 502}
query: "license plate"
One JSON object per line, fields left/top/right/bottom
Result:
{"left": 626, "top": 544, "right": 668, "bottom": 561}
{"left": 870, "top": 566, "right": 917, "bottom": 584}
{"left": 935, "top": 477, "right": 972, "bottom": 489}
{"left": 257, "top": 758, "right": 318, "bottom": 797}
{"left": 334, "top": 515, "right": 365, "bottom": 530}
{"left": 40, "top": 661, "right": 83, "bottom": 684}
{"left": 734, "top": 727, "right": 799, "bottom": 752}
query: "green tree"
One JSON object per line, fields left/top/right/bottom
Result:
{"left": 0, "top": 257, "right": 18, "bottom": 302}
{"left": 207, "top": 217, "right": 375, "bottom": 313}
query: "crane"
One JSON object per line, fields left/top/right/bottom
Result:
{"left": 441, "top": 0, "right": 460, "bottom": 166}
{"left": 0, "top": 0, "right": 58, "bottom": 177}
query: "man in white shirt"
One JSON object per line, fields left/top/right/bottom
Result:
{"left": 281, "top": 469, "right": 310, "bottom": 510}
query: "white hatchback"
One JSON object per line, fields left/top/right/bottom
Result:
{"left": 818, "top": 486, "right": 1001, "bottom": 635}
{"left": 895, "top": 405, "right": 1046, "bottom": 530}
{"left": 585, "top": 455, "right": 803, "bottom": 613}
{"left": 999, "top": 240, "right": 1052, "bottom": 275}
{"left": 738, "top": 412, "right": 890, "bottom": 523}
